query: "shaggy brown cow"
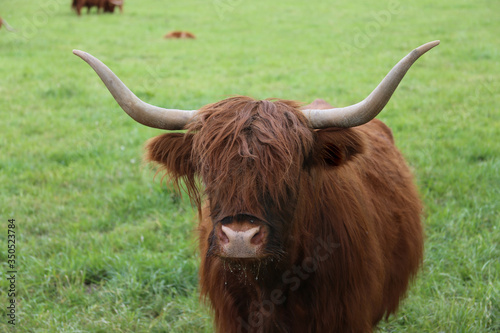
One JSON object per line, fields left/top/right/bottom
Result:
{"left": 72, "top": 0, "right": 123, "bottom": 15}
{"left": 164, "top": 31, "right": 196, "bottom": 39}
{"left": 73, "top": 40, "right": 439, "bottom": 332}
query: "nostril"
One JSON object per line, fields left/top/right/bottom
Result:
{"left": 247, "top": 226, "right": 261, "bottom": 244}
{"left": 218, "top": 228, "right": 229, "bottom": 245}
{"left": 251, "top": 229, "right": 264, "bottom": 245}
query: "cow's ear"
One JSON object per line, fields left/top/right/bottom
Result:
{"left": 313, "top": 128, "right": 365, "bottom": 167}
{"left": 145, "top": 132, "right": 195, "bottom": 179}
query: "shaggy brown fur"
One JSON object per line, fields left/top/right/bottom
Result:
{"left": 164, "top": 31, "right": 196, "bottom": 39}
{"left": 146, "top": 96, "right": 423, "bottom": 332}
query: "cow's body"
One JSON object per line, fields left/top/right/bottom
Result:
{"left": 72, "top": 0, "right": 100, "bottom": 15}
{"left": 72, "top": 0, "right": 123, "bottom": 15}
{"left": 164, "top": 31, "right": 196, "bottom": 39}
{"left": 146, "top": 97, "right": 423, "bottom": 333}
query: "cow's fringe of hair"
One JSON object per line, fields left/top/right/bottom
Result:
{"left": 186, "top": 96, "right": 315, "bottom": 221}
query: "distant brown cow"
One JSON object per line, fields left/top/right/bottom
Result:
{"left": 74, "top": 41, "right": 439, "bottom": 332}
{"left": 72, "top": 0, "right": 123, "bottom": 15}
{"left": 164, "top": 31, "right": 196, "bottom": 39}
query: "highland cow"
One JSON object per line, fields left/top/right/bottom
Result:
{"left": 73, "top": 40, "right": 439, "bottom": 332}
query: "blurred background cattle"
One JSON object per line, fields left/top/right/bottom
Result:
{"left": 72, "top": 0, "right": 124, "bottom": 15}
{"left": 164, "top": 31, "right": 196, "bottom": 39}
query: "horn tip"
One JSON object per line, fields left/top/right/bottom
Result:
{"left": 415, "top": 40, "right": 440, "bottom": 55}
{"left": 73, "top": 49, "right": 89, "bottom": 59}
{"left": 73, "top": 49, "right": 83, "bottom": 56}
{"left": 427, "top": 40, "right": 441, "bottom": 48}
{"left": 73, "top": 50, "right": 97, "bottom": 65}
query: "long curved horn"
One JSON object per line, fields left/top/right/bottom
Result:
{"left": 303, "top": 40, "right": 440, "bottom": 129}
{"left": 73, "top": 50, "right": 196, "bottom": 130}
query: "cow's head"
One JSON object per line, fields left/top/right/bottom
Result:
{"left": 148, "top": 96, "right": 317, "bottom": 260}
{"left": 73, "top": 41, "right": 439, "bottom": 260}
{"left": 104, "top": 0, "right": 123, "bottom": 13}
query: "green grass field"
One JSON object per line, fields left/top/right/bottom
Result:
{"left": 0, "top": 0, "right": 498, "bottom": 332}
